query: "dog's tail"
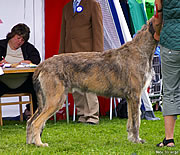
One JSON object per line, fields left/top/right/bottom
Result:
{"left": 33, "top": 63, "right": 46, "bottom": 110}
{"left": 33, "top": 63, "right": 44, "bottom": 81}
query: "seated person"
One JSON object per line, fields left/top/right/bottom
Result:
{"left": 0, "top": 23, "right": 41, "bottom": 119}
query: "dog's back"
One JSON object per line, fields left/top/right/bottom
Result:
{"left": 33, "top": 21, "right": 157, "bottom": 99}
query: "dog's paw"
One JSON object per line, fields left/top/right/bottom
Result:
{"left": 26, "top": 135, "right": 33, "bottom": 144}
{"left": 26, "top": 140, "right": 32, "bottom": 145}
{"left": 36, "top": 143, "right": 49, "bottom": 147}
{"left": 139, "top": 139, "right": 145, "bottom": 144}
{"left": 128, "top": 136, "right": 145, "bottom": 144}
{"left": 41, "top": 143, "right": 49, "bottom": 147}
{"left": 134, "top": 138, "right": 145, "bottom": 144}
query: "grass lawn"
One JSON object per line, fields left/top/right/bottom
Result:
{"left": 0, "top": 111, "right": 179, "bottom": 155}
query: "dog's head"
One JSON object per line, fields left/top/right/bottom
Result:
{"left": 136, "top": 17, "right": 154, "bottom": 33}
{"left": 139, "top": 17, "right": 158, "bottom": 41}
{"left": 135, "top": 17, "right": 156, "bottom": 39}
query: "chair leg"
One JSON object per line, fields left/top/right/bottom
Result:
{"left": 53, "top": 113, "right": 57, "bottom": 123}
{"left": 19, "top": 96, "right": 23, "bottom": 122}
{"left": 114, "top": 98, "right": 117, "bottom": 117}
{"left": 110, "top": 97, "right": 113, "bottom": 120}
{"left": 66, "top": 96, "right": 69, "bottom": 123}
{"left": 29, "top": 94, "right": 33, "bottom": 116}
{"left": 73, "top": 103, "right": 76, "bottom": 122}
{"left": 0, "top": 104, "right": 3, "bottom": 126}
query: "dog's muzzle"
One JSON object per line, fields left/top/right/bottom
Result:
{"left": 148, "top": 22, "right": 156, "bottom": 39}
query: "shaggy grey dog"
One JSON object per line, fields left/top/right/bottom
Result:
{"left": 26, "top": 18, "right": 158, "bottom": 147}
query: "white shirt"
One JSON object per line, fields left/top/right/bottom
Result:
{"left": 6, "top": 43, "right": 24, "bottom": 64}
{"left": 74, "top": 0, "right": 81, "bottom": 6}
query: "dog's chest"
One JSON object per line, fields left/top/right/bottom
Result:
{"left": 144, "top": 66, "right": 152, "bottom": 90}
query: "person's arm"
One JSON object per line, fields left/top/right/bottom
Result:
{"left": 153, "top": 0, "right": 163, "bottom": 41}
{"left": 0, "top": 40, "right": 8, "bottom": 63}
{"left": 59, "top": 7, "right": 66, "bottom": 54}
{"left": 26, "top": 48, "right": 40, "bottom": 65}
{"left": 91, "top": 1, "right": 104, "bottom": 51}
{"left": 22, "top": 43, "right": 41, "bottom": 65}
{"left": 20, "top": 60, "right": 32, "bottom": 64}
{"left": 28, "top": 47, "right": 41, "bottom": 65}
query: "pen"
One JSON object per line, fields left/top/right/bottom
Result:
{"left": 0, "top": 56, "right": 5, "bottom": 67}
{"left": 2, "top": 56, "right": 6, "bottom": 64}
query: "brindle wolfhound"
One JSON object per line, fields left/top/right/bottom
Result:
{"left": 26, "top": 18, "right": 158, "bottom": 147}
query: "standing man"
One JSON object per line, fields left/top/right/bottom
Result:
{"left": 154, "top": 0, "right": 180, "bottom": 147}
{"left": 59, "top": 0, "right": 104, "bottom": 125}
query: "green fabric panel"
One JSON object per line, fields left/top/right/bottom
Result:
{"left": 129, "top": 0, "right": 146, "bottom": 33}
{"left": 145, "top": 0, "right": 154, "bottom": 20}
{"left": 136, "top": 0, "right": 143, "bottom": 4}
{"left": 145, "top": 0, "right": 154, "bottom": 5}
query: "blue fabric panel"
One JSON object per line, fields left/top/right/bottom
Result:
{"left": 120, "top": 1, "right": 132, "bottom": 36}
{"left": 108, "top": 0, "right": 125, "bottom": 45}
{"left": 141, "top": 99, "right": 146, "bottom": 111}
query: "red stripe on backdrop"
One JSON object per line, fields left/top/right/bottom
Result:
{"left": 45, "top": 0, "right": 116, "bottom": 118}
{"left": 45, "top": 0, "right": 70, "bottom": 59}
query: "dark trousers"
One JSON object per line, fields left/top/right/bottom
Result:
{"left": 0, "top": 73, "right": 37, "bottom": 112}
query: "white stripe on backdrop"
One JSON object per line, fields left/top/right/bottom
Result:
{"left": 0, "top": 0, "right": 45, "bottom": 61}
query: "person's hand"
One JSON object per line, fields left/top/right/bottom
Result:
{"left": 154, "top": 33, "right": 160, "bottom": 41}
{"left": 20, "top": 60, "right": 32, "bottom": 64}
{"left": 0, "top": 59, "right": 8, "bottom": 64}
{"left": 0, "top": 58, "right": 9, "bottom": 67}
{"left": 151, "top": 15, "right": 162, "bottom": 41}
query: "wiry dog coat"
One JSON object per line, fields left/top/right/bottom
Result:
{"left": 26, "top": 18, "right": 158, "bottom": 147}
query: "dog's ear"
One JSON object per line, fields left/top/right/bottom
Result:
{"left": 141, "top": 17, "right": 154, "bottom": 31}
{"left": 147, "top": 17, "right": 154, "bottom": 26}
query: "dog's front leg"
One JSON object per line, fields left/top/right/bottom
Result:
{"left": 127, "top": 97, "right": 145, "bottom": 143}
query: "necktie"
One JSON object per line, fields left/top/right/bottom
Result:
{"left": 73, "top": 0, "right": 78, "bottom": 13}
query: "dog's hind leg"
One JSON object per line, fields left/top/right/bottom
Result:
{"left": 32, "top": 92, "right": 66, "bottom": 147}
{"left": 26, "top": 82, "right": 47, "bottom": 145}
{"left": 26, "top": 109, "right": 41, "bottom": 144}
{"left": 127, "top": 93, "right": 145, "bottom": 143}
{"left": 33, "top": 81, "right": 66, "bottom": 147}
{"left": 27, "top": 72, "right": 67, "bottom": 147}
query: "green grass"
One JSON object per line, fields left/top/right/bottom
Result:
{"left": 0, "top": 112, "right": 180, "bottom": 155}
